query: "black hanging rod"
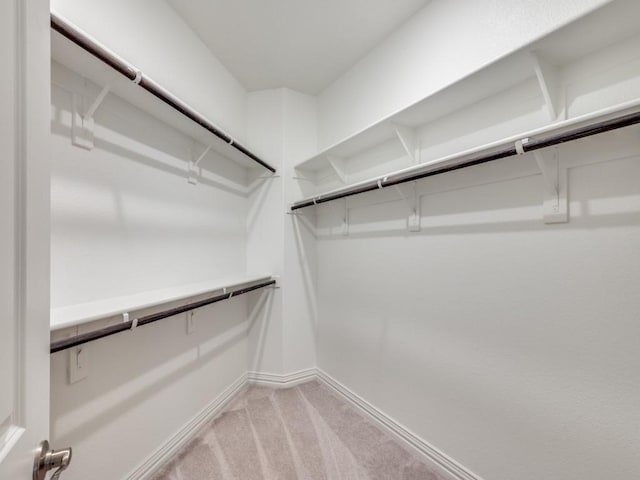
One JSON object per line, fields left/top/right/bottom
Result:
{"left": 50, "top": 279, "right": 276, "bottom": 354}
{"left": 291, "top": 109, "right": 640, "bottom": 211}
{"left": 51, "top": 12, "right": 276, "bottom": 174}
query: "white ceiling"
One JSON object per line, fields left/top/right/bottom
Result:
{"left": 167, "top": 0, "right": 431, "bottom": 94}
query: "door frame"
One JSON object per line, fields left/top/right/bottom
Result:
{"left": 0, "top": 0, "right": 51, "bottom": 477}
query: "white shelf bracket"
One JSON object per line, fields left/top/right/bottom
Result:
{"left": 84, "top": 81, "right": 112, "bottom": 121}
{"left": 392, "top": 123, "right": 419, "bottom": 164}
{"left": 188, "top": 144, "right": 212, "bottom": 185}
{"left": 327, "top": 156, "right": 348, "bottom": 184}
{"left": 292, "top": 175, "right": 315, "bottom": 182}
{"left": 394, "top": 183, "right": 421, "bottom": 232}
{"left": 72, "top": 79, "right": 114, "bottom": 150}
{"left": 530, "top": 51, "right": 563, "bottom": 122}
{"left": 292, "top": 167, "right": 316, "bottom": 184}
{"left": 256, "top": 173, "right": 280, "bottom": 180}
{"left": 194, "top": 144, "right": 212, "bottom": 167}
{"left": 246, "top": 171, "right": 280, "bottom": 195}
{"left": 534, "top": 148, "right": 568, "bottom": 223}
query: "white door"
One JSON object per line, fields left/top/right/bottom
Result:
{"left": 0, "top": 0, "right": 56, "bottom": 479}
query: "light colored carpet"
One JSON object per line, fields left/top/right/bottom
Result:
{"left": 152, "top": 381, "right": 451, "bottom": 480}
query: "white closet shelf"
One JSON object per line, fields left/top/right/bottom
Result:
{"left": 50, "top": 13, "right": 275, "bottom": 173}
{"left": 294, "top": 0, "right": 640, "bottom": 175}
{"left": 51, "top": 274, "right": 274, "bottom": 332}
{"left": 291, "top": 98, "right": 640, "bottom": 211}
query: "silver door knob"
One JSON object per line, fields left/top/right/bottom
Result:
{"left": 33, "top": 440, "right": 72, "bottom": 480}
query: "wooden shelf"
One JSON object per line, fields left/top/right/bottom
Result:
{"left": 51, "top": 274, "right": 273, "bottom": 331}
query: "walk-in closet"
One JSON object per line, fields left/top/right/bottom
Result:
{"left": 1, "top": 1, "right": 639, "bottom": 479}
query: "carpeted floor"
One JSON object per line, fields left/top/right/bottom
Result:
{"left": 152, "top": 381, "right": 451, "bottom": 480}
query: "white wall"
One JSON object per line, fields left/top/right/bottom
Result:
{"left": 49, "top": 61, "right": 258, "bottom": 479}
{"left": 314, "top": 133, "right": 640, "bottom": 480}
{"left": 51, "top": 0, "right": 248, "bottom": 141}
{"left": 50, "top": 69, "right": 249, "bottom": 306}
{"left": 246, "top": 89, "right": 286, "bottom": 374}
{"left": 50, "top": 299, "right": 251, "bottom": 480}
{"left": 48, "top": 2, "right": 260, "bottom": 477}
{"left": 48, "top": 1, "right": 640, "bottom": 480}
{"left": 317, "top": 0, "right": 612, "bottom": 148}
{"left": 311, "top": 2, "right": 640, "bottom": 480}
{"left": 246, "top": 88, "right": 319, "bottom": 374}
{"left": 282, "top": 90, "right": 319, "bottom": 372}
{"left": 49, "top": 3, "right": 319, "bottom": 476}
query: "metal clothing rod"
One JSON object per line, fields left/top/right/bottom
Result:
{"left": 50, "top": 279, "right": 276, "bottom": 354}
{"left": 291, "top": 109, "right": 640, "bottom": 211}
{"left": 50, "top": 12, "right": 276, "bottom": 174}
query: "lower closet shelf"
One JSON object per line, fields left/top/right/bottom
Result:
{"left": 50, "top": 275, "right": 276, "bottom": 354}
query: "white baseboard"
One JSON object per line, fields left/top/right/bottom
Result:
{"left": 315, "top": 369, "right": 484, "bottom": 480}
{"left": 125, "top": 367, "right": 482, "bottom": 480}
{"left": 247, "top": 367, "right": 317, "bottom": 387}
{"left": 125, "top": 373, "right": 248, "bottom": 480}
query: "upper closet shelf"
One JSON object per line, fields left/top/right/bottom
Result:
{"left": 294, "top": 0, "right": 640, "bottom": 175}
{"left": 50, "top": 12, "right": 276, "bottom": 174}
{"left": 51, "top": 274, "right": 274, "bottom": 332}
{"left": 291, "top": 100, "right": 640, "bottom": 211}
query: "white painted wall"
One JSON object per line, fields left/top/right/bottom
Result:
{"left": 50, "top": 67, "right": 249, "bottom": 306}
{"left": 51, "top": 0, "right": 248, "bottom": 141}
{"left": 49, "top": 62, "right": 257, "bottom": 479}
{"left": 317, "top": 0, "right": 612, "bottom": 148}
{"left": 246, "top": 88, "right": 319, "bottom": 374}
{"left": 48, "top": 2, "right": 260, "bottom": 475}
{"left": 312, "top": 3, "right": 640, "bottom": 479}
{"left": 50, "top": 300, "right": 251, "bottom": 480}
{"left": 281, "top": 90, "right": 319, "bottom": 373}
{"left": 315, "top": 133, "right": 640, "bottom": 480}
{"left": 47, "top": 1, "right": 640, "bottom": 480}
{"left": 246, "top": 89, "right": 286, "bottom": 374}
{"left": 48, "top": 3, "right": 319, "bottom": 476}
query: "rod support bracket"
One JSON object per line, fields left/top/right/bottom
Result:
{"left": 187, "top": 161, "right": 199, "bottom": 185}
{"left": 394, "top": 183, "right": 421, "bottom": 232}
{"left": 71, "top": 79, "right": 114, "bottom": 150}
{"left": 534, "top": 148, "right": 568, "bottom": 223}
{"left": 188, "top": 144, "right": 213, "bottom": 185}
